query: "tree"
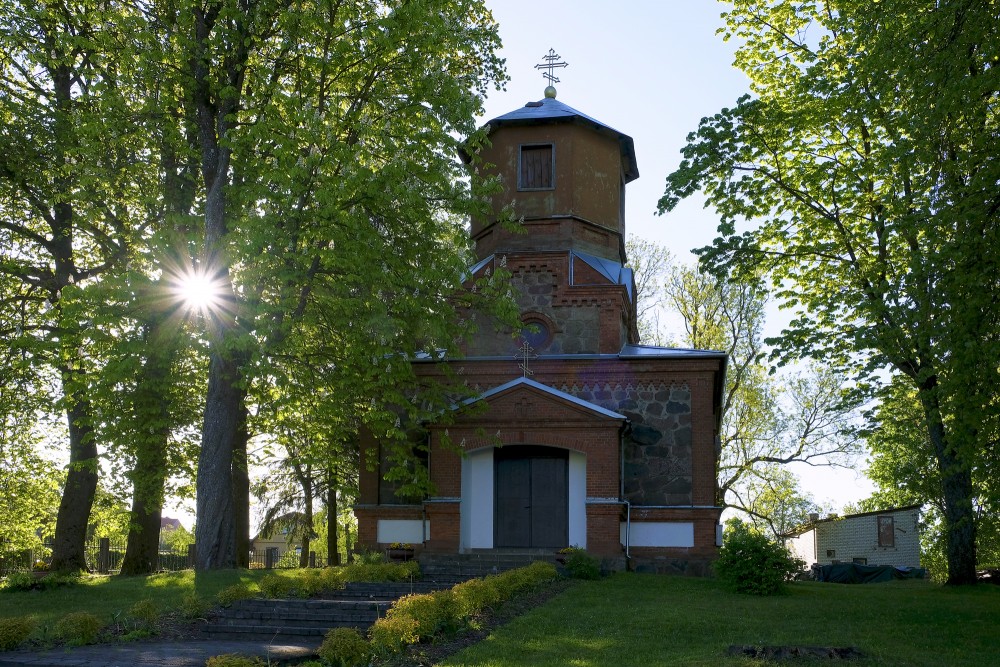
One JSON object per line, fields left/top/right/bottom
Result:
{"left": 738, "top": 466, "right": 824, "bottom": 539}
{"left": 626, "top": 238, "right": 858, "bottom": 530}
{"left": 625, "top": 235, "right": 674, "bottom": 346}
{"left": 0, "top": 0, "right": 152, "bottom": 571}
{"left": 660, "top": 0, "right": 999, "bottom": 585}
{"left": 0, "top": 392, "right": 62, "bottom": 558}
{"left": 860, "top": 375, "right": 999, "bottom": 580}
{"left": 143, "top": 0, "right": 509, "bottom": 569}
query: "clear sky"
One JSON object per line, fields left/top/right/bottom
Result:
{"left": 478, "top": 0, "right": 875, "bottom": 514}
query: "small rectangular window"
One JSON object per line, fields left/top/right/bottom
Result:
{"left": 519, "top": 144, "right": 553, "bottom": 190}
{"left": 853, "top": 557, "right": 867, "bottom": 565}
{"left": 826, "top": 549, "right": 836, "bottom": 558}
{"left": 878, "top": 515, "right": 895, "bottom": 547}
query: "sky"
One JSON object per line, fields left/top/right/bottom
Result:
{"left": 477, "top": 0, "right": 875, "bottom": 514}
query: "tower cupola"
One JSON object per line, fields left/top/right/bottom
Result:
{"left": 466, "top": 95, "right": 638, "bottom": 264}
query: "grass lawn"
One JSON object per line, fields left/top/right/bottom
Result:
{"left": 0, "top": 569, "right": 275, "bottom": 630}
{"left": 441, "top": 573, "right": 1000, "bottom": 667}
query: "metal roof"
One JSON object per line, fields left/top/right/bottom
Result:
{"left": 485, "top": 97, "right": 639, "bottom": 183}
{"left": 618, "top": 344, "right": 727, "bottom": 359}
{"left": 571, "top": 250, "right": 634, "bottom": 303}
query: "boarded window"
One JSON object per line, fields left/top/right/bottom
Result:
{"left": 378, "top": 437, "right": 429, "bottom": 504}
{"left": 519, "top": 145, "right": 553, "bottom": 189}
{"left": 878, "top": 515, "right": 895, "bottom": 547}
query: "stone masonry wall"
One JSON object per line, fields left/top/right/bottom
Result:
{"left": 559, "top": 380, "right": 693, "bottom": 505}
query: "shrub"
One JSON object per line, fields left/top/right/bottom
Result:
{"left": 0, "top": 616, "right": 37, "bottom": 651}
{"left": 128, "top": 599, "right": 159, "bottom": 629}
{"left": 340, "top": 560, "right": 419, "bottom": 583}
{"left": 561, "top": 548, "right": 601, "bottom": 580}
{"left": 368, "top": 613, "right": 419, "bottom": 657}
{"left": 180, "top": 593, "right": 212, "bottom": 620}
{"left": 317, "top": 627, "right": 369, "bottom": 667}
{"left": 493, "top": 560, "right": 559, "bottom": 597}
{"left": 388, "top": 590, "right": 460, "bottom": 640}
{"left": 216, "top": 582, "right": 256, "bottom": 606}
{"left": 714, "top": 520, "right": 802, "bottom": 596}
{"left": 204, "top": 654, "right": 266, "bottom": 667}
{"left": 451, "top": 577, "right": 503, "bottom": 618}
{"left": 354, "top": 549, "right": 386, "bottom": 565}
{"left": 1, "top": 573, "right": 37, "bottom": 593}
{"left": 258, "top": 574, "right": 301, "bottom": 599}
{"left": 54, "top": 611, "right": 102, "bottom": 646}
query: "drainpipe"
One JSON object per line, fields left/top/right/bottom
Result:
{"left": 619, "top": 420, "right": 632, "bottom": 561}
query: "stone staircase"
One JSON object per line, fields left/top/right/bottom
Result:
{"left": 200, "top": 552, "right": 556, "bottom": 641}
{"left": 418, "top": 551, "right": 559, "bottom": 584}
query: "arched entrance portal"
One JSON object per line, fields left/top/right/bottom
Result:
{"left": 494, "top": 446, "right": 568, "bottom": 548}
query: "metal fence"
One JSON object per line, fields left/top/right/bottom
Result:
{"left": 1, "top": 540, "right": 343, "bottom": 575}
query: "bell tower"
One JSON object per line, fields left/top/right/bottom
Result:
{"left": 469, "top": 91, "right": 638, "bottom": 264}
{"left": 464, "top": 63, "right": 640, "bottom": 355}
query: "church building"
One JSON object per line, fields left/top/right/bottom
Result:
{"left": 355, "top": 75, "right": 727, "bottom": 573}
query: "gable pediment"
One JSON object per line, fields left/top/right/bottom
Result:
{"left": 453, "top": 377, "right": 626, "bottom": 425}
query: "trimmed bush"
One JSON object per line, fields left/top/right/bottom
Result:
{"left": 714, "top": 520, "right": 802, "bottom": 596}
{"left": 493, "top": 560, "right": 559, "bottom": 596}
{"left": 54, "top": 611, "right": 102, "bottom": 646}
{"left": 216, "top": 582, "right": 256, "bottom": 606}
{"left": 368, "top": 613, "right": 419, "bottom": 657}
{"left": 317, "top": 627, "right": 369, "bottom": 667}
{"left": 204, "top": 654, "right": 266, "bottom": 667}
{"left": 451, "top": 577, "right": 503, "bottom": 618}
{"left": 388, "top": 590, "right": 461, "bottom": 640}
{"left": 0, "top": 616, "right": 37, "bottom": 651}
{"left": 340, "top": 560, "right": 420, "bottom": 583}
{"left": 258, "top": 574, "right": 302, "bottom": 599}
{"left": 561, "top": 548, "right": 601, "bottom": 580}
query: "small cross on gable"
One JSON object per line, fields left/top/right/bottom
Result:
{"left": 515, "top": 339, "right": 537, "bottom": 377}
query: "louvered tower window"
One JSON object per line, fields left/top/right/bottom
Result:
{"left": 518, "top": 144, "right": 554, "bottom": 190}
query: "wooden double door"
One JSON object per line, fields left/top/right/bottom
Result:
{"left": 494, "top": 446, "right": 568, "bottom": 548}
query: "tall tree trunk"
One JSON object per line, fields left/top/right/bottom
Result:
{"left": 918, "top": 379, "right": 978, "bottom": 585}
{"left": 50, "top": 372, "right": 98, "bottom": 572}
{"left": 233, "top": 403, "right": 251, "bottom": 568}
{"left": 188, "top": 2, "right": 249, "bottom": 570}
{"left": 195, "top": 352, "right": 242, "bottom": 569}
{"left": 121, "top": 322, "right": 173, "bottom": 576}
{"left": 327, "top": 468, "right": 339, "bottom": 566}
{"left": 120, "top": 494, "right": 163, "bottom": 576}
{"left": 48, "top": 58, "right": 98, "bottom": 574}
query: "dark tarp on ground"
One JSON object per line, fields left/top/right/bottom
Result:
{"left": 814, "top": 563, "right": 926, "bottom": 583}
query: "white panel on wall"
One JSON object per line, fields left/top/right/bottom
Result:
{"left": 461, "top": 448, "right": 494, "bottom": 549}
{"left": 377, "top": 520, "right": 429, "bottom": 545}
{"left": 622, "top": 522, "right": 695, "bottom": 548}
{"left": 568, "top": 451, "right": 587, "bottom": 548}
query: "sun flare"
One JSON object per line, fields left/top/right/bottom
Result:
{"left": 173, "top": 268, "right": 224, "bottom": 313}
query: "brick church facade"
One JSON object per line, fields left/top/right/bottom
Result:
{"left": 355, "top": 90, "right": 727, "bottom": 572}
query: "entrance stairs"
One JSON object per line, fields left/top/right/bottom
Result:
{"left": 200, "top": 580, "right": 442, "bottom": 641}
{"left": 200, "top": 552, "right": 556, "bottom": 641}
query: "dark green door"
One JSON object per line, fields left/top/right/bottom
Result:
{"left": 494, "top": 447, "right": 568, "bottom": 548}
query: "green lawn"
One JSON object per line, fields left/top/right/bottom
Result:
{"left": 0, "top": 569, "right": 271, "bottom": 629}
{"left": 441, "top": 574, "right": 1000, "bottom": 667}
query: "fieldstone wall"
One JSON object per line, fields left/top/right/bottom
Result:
{"left": 559, "top": 381, "right": 693, "bottom": 505}
{"left": 465, "top": 265, "right": 601, "bottom": 356}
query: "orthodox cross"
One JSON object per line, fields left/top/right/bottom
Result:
{"left": 515, "top": 340, "right": 537, "bottom": 377}
{"left": 534, "top": 48, "right": 568, "bottom": 86}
